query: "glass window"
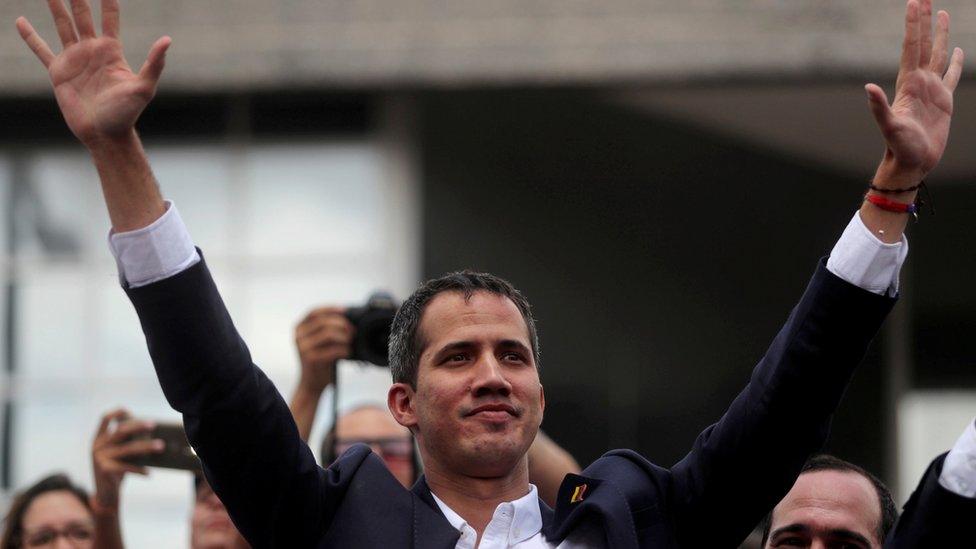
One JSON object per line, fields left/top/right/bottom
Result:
{"left": 2, "top": 138, "right": 417, "bottom": 546}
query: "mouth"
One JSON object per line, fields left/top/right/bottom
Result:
{"left": 466, "top": 403, "right": 519, "bottom": 421}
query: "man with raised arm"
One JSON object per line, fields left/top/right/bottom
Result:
{"left": 16, "top": 1, "right": 964, "bottom": 547}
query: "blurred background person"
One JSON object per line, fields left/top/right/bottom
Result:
{"left": 760, "top": 455, "right": 897, "bottom": 549}
{"left": 189, "top": 476, "right": 249, "bottom": 549}
{"left": 89, "top": 408, "right": 249, "bottom": 549}
{"left": 0, "top": 474, "right": 94, "bottom": 549}
{"left": 757, "top": 416, "right": 976, "bottom": 548}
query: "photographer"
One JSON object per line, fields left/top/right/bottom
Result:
{"left": 88, "top": 408, "right": 250, "bottom": 549}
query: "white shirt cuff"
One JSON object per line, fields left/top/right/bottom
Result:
{"left": 826, "top": 211, "right": 907, "bottom": 296}
{"left": 107, "top": 200, "right": 201, "bottom": 288}
{"left": 939, "top": 419, "right": 976, "bottom": 498}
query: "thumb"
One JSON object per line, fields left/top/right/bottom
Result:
{"left": 138, "top": 36, "right": 171, "bottom": 86}
{"left": 865, "top": 83, "right": 894, "bottom": 132}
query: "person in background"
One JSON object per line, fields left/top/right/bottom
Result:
{"left": 89, "top": 408, "right": 250, "bottom": 549}
{"left": 760, "top": 417, "right": 976, "bottom": 548}
{"left": 288, "top": 306, "right": 581, "bottom": 504}
{"left": 190, "top": 475, "right": 250, "bottom": 549}
{"left": 0, "top": 474, "right": 95, "bottom": 549}
{"left": 760, "top": 455, "right": 897, "bottom": 549}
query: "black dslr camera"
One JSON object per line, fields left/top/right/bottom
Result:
{"left": 344, "top": 292, "right": 398, "bottom": 366}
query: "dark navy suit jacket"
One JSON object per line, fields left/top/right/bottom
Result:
{"left": 125, "top": 254, "right": 894, "bottom": 548}
{"left": 884, "top": 452, "right": 976, "bottom": 547}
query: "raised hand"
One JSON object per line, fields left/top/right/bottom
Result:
{"left": 290, "top": 307, "right": 353, "bottom": 441}
{"left": 16, "top": 0, "right": 170, "bottom": 146}
{"left": 295, "top": 307, "right": 354, "bottom": 394}
{"left": 91, "top": 408, "right": 163, "bottom": 512}
{"left": 865, "top": 0, "right": 963, "bottom": 187}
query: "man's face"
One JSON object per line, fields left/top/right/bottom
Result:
{"left": 335, "top": 406, "right": 415, "bottom": 488}
{"left": 765, "top": 470, "right": 882, "bottom": 549}
{"left": 190, "top": 479, "right": 250, "bottom": 549}
{"left": 395, "top": 290, "right": 544, "bottom": 478}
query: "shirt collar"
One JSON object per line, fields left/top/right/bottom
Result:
{"left": 430, "top": 484, "right": 543, "bottom": 545}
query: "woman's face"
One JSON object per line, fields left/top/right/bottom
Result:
{"left": 19, "top": 490, "right": 94, "bottom": 548}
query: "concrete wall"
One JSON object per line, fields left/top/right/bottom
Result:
{"left": 4, "top": 1, "right": 975, "bottom": 94}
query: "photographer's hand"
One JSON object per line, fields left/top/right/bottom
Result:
{"left": 90, "top": 408, "right": 163, "bottom": 549}
{"left": 289, "top": 307, "right": 354, "bottom": 441}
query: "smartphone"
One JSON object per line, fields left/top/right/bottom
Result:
{"left": 122, "top": 422, "right": 202, "bottom": 472}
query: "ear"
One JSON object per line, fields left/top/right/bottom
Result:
{"left": 539, "top": 383, "right": 546, "bottom": 414}
{"left": 388, "top": 382, "right": 419, "bottom": 431}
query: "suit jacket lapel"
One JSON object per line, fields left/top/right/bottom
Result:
{"left": 544, "top": 474, "right": 638, "bottom": 549}
{"left": 410, "top": 476, "right": 461, "bottom": 549}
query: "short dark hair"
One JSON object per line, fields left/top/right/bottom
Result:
{"left": 389, "top": 270, "right": 540, "bottom": 388}
{"left": 759, "top": 454, "right": 898, "bottom": 546}
{"left": 1, "top": 473, "right": 91, "bottom": 549}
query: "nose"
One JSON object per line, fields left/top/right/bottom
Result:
{"left": 471, "top": 353, "right": 512, "bottom": 397}
{"left": 54, "top": 538, "right": 73, "bottom": 549}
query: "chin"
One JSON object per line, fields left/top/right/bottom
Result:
{"left": 193, "top": 533, "right": 243, "bottom": 549}
{"left": 461, "top": 436, "right": 528, "bottom": 474}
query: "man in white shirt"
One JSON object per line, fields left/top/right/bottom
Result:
{"left": 14, "top": 0, "right": 964, "bottom": 547}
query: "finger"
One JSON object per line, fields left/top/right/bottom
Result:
{"left": 107, "top": 419, "right": 155, "bottom": 444}
{"left": 101, "top": 0, "right": 120, "bottom": 38}
{"left": 297, "top": 314, "right": 353, "bottom": 340}
{"left": 918, "top": 0, "right": 933, "bottom": 68}
{"left": 900, "top": 0, "right": 921, "bottom": 72}
{"left": 865, "top": 84, "right": 895, "bottom": 132}
{"left": 47, "top": 0, "right": 78, "bottom": 47}
{"left": 106, "top": 438, "right": 165, "bottom": 458}
{"left": 102, "top": 462, "right": 150, "bottom": 476}
{"left": 15, "top": 18, "right": 56, "bottom": 68}
{"left": 297, "top": 306, "right": 346, "bottom": 327}
{"left": 929, "top": 11, "right": 949, "bottom": 74}
{"left": 943, "top": 47, "right": 964, "bottom": 92}
{"left": 138, "top": 36, "right": 171, "bottom": 86}
{"left": 95, "top": 408, "right": 130, "bottom": 438}
{"left": 68, "top": 0, "right": 96, "bottom": 39}
{"left": 300, "top": 328, "right": 355, "bottom": 354}
{"left": 306, "top": 343, "right": 353, "bottom": 362}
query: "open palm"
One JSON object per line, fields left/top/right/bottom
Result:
{"left": 866, "top": 0, "right": 963, "bottom": 181}
{"left": 16, "top": 0, "right": 169, "bottom": 144}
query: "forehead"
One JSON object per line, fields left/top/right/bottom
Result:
{"left": 22, "top": 490, "right": 90, "bottom": 528}
{"left": 418, "top": 290, "right": 530, "bottom": 348}
{"left": 337, "top": 406, "right": 410, "bottom": 439}
{"left": 772, "top": 470, "right": 881, "bottom": 538}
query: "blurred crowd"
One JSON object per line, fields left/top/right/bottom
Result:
{"left": 1, "top": 307, "right": 581, "bottom": 549}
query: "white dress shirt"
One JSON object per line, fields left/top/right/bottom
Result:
{"left": 108, "top": 203, "right": 972, "bottom": 549}
{"left": 430, "top": 485, "right": 603, "bottom": 548}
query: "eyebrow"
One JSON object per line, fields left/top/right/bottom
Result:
{"left": 432, "top": 339, "right": 532, "bottom": 360}
{"left": 770, "top": 524, "right": 872, "bottom": 546}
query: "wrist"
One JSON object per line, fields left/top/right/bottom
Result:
{"left": 871, "top": 156, "right": 923, "bottom": 198}
{"left": 294, "top": 379, "right": 329, "bottom": 401}
{"left": 90, "top": 491, "right": 120, "bottom": 516}
{"left": 84, "top": 128, "right": 141, "bottom": 156}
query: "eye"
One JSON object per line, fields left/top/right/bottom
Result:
{"left": 502, "top": 351, "right": 526, "bottom": 363}
{"left": 773, "top": 537, "right": 807, "bottom": 548}
{"left": 447, "top": 353, "right": 469, "bottom": 363}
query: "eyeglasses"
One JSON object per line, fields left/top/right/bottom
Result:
{"left": 334, "top": 437, "right": 414, "bottom": 460}
{"left": 21, "top": 523, "right": 94, "bottom": 547}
